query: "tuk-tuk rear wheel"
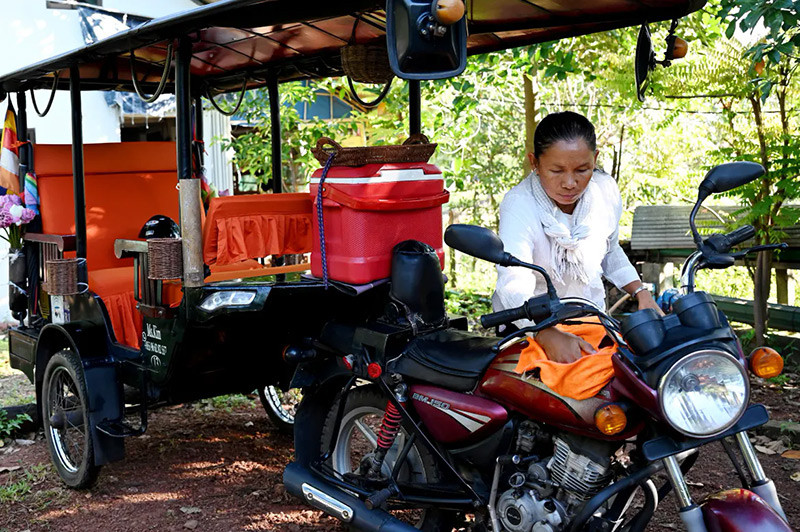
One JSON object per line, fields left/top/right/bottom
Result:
{"left": 41, "top": 350, "right": 99, "bottom": 488}
{"left": 258, "top": 385, "right": 301, "bottom": 435}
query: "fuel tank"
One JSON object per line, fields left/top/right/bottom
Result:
{"left": 409, "top": 384, "right": 508, "bottom": 445}
{"left": 478, "top": 341, "right": 643, "bottom": 440}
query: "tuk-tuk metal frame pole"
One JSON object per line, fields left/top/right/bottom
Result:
{"left": 267, "top": 72, "right": 281, "bottom": 194}
{"left": 409, "top": 80, "right": 421, "bottom": 137}
{"left": 176, "top": 38, "right": 204, "bottom": 288}
{"left": 70, "top": 65, "right": 88, "bottom": 281}
{"left": 194, "top": 95, "right": 204, "bottom": 165}
{"left": 15, "top": 92, "right": 28, "bottom": 170}
{"left": 267, "top": 73, "right": 285, "bottom": 278}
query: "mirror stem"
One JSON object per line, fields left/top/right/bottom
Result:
{"left": 507, "top": 256, "right": 559, "bottom": 299}
{"left": 689, "top": 190, "right": 709, "bottom": 249}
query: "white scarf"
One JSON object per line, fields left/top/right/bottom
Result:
{"left": 529, "top": 170, "right": 598, "bottom": 284}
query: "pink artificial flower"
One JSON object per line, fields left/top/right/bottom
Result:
{"left": 20, "top": 208, "right": 35, "bottom": 224}
{"left": 0, "top": 209, "right": 12, "bottom": 229}
{"left": 7, "top": 194, "right": 22, "bottom": 206}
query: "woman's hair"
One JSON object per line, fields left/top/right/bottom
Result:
{"left": 533, "top": 111, "right": 596, "bottom": 157}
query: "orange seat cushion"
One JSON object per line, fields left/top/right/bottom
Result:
{"left": 203, "top": 193, "right": 313, "bottom": 266}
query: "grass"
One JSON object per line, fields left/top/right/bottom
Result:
{"left": 196, "top": 394, "right": 258, "bottom": 413}
{"left": 0, "top": 338, "right": 11, "bottom": 377}
{"left": 0, "top": 338, "right": 36, "bottom": 407}
{"left": 0, "top": 463, "right": 50, "bottom": 504}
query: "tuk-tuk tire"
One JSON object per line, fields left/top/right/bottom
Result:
{"left": 41, "top": 349, "right": 99, "bottom": 489}
{"left": 258, "top": 385, "right": 300, "bottom": 435}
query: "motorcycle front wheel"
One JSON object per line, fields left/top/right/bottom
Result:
{"left": 321, "top": 386, "right": 456, "bottom": 532}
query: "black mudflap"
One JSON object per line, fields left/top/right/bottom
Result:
{"left": 83, "top": 361, "right": 125, "bottom": 466}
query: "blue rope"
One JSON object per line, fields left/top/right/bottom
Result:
{"left": 316, "top": 152, "right": 336, "bottom": 289}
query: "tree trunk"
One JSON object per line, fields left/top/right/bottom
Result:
{"left": 753, "top": 251, "right": 773, "bottom": 344}
{"left": 748, "top": 94, "right": 771, "bottom": 345}
{"left": 523, "top": 73, "right": 537, "bottom": 174}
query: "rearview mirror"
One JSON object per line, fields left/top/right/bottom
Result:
{"left": 444, "top": 224, "right": 509, "bottom": 265}
{"left": 386, "top": 0, "right": 467, "bottom": 80}
{"left": 699, "top": 161, "right": 765, "bottom": 195}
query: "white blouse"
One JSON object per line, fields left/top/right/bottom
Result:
{"left": 492, "top": 171, "right": 639, "bottom": 326}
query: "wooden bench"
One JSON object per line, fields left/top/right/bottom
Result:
{"left": 629, "top": 204, "right": 800, "bottom": 330}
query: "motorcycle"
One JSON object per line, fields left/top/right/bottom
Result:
{"left": 284, "top": 161, "right": 793, "bottom": 532}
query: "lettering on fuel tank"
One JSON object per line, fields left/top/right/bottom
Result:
{"left": 143, "top": 323, "right": 167, "bottom": 357}
{"left": 412, "top": 392, "right": 451, "bottom": 410}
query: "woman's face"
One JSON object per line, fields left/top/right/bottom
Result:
{"left": 528, "top": 138, "right": 598, "bottom": 214}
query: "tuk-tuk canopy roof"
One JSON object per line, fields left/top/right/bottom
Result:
{"left": 0, "top": 0, "right": 706, "bottom": 95}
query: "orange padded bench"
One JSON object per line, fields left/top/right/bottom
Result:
{"left": 36, "top": 142, "right": 181, "bottom": 348}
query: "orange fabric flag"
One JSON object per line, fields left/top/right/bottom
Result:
{"left": 514, "top": 318, "right": 616, "bottom": 401}
{"left": 0, "top": 103, "right": 20, "bottom": 194}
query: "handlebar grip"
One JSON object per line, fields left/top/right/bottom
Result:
{"left": 481, "top": 306, "right": 529, "bottom": 329}
{"left": 726, "top": 225, "right": 756, "bottom": 247}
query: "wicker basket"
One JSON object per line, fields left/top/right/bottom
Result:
{"left": 312, "top": 135, "right": 437, "bottom": 167}
{"left": 46, "top": 258, "right": 81, "bottom": 296}
{"left": 341, "top": 43, "right": 394, "bottom": 84}
{"left": 148, "top": 238, "right": 183, "bottom": 280}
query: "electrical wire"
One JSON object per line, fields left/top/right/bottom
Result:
{"left": 30, "top": 71, "right": 59, "bottom": 117}
{"left": 205, "top": 77, "right": 248, "bottom": 116}
{"left": 130, "top": 42, "right": 174, "bottom": 104}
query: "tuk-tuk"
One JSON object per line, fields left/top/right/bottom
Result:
{"left": 0, "top": 0, "right": 704, "bottom": 491}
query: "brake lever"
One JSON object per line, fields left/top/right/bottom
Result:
{"left": 730, "top": 243, "right": 788, "bottom": 258}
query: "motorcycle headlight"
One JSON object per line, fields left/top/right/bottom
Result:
{"left": 658, "top": 349, "right": 749, "bottom": 438}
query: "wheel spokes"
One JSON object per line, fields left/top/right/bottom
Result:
{"left": 353, "top": 419, "right": 378, "bottom": 448}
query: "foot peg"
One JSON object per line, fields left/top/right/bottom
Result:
{"left": 365, "top": 485, "right": 398, "bottom": 510}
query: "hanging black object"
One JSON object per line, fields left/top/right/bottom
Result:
{"left": 386, "top": 0, "right": 467, "bottom": 80}
{"left": 635, "top": 24, "right": 656, "bottom": 102}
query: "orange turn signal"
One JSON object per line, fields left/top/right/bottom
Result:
{"left": 434, "top": 0, "right": 465, "bottom": 25}
{"left": 670, "top": 37, "right": 688, "bottom": 59}
{"left": 595, "top": 404, "right": 627, "bottom": 436}
{"left": 749, "top": 347, "right": 784, "bottom": 379}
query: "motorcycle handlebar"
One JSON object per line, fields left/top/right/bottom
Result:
{"left": 727, "top": 225, "right": 756, "bottom": 247}
{"left": 481, "top": 305, "right": 529, "bottom": 329}
{"left": 705, "top": 224, "right": 755, "bottom": 254}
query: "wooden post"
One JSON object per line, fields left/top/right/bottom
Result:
{"left": 776, "top": 268, "right": 794, "bottom": 305}
{"left": 523, "top": 74, "right": 536, "bottom": 174}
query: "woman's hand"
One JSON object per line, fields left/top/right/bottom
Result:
{"left": 636, "top": 289, "right": 664, "bottom": 316}
{"left": 535, "top": 327, "right": 596, "bottom": 363}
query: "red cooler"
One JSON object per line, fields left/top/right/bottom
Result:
{"left": 310, "top": 162, "right": 449, "bottom": 285}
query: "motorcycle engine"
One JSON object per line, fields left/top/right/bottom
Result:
{"left": 497, "top": 426, "right": 614, "bottom": 532}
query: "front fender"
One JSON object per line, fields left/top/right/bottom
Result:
{"left": 702, "top": 489, "right": 792, "bottom": 532}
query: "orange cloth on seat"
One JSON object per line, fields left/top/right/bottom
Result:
{"left": 203, "top": 194, "right": 313, "bottom": 266}
{"left": 88, "top": 268, "right": 183, "bottom": 350}
{"left": 514, "top": 319, "right": 616, "bottom": 401}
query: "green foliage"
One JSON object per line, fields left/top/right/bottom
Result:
{"left": 0, "top": 411, "right": 31, "bottom": 439}
{"left": 0, "top": 464, "right": 48, "bottom": 503}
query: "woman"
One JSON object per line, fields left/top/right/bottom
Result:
{"left": 493, "top": 111, "right": 662, "bottom": 363}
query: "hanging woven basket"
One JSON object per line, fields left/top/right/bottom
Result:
{"left": 45, "top": 258, "right": 81, "bottom": 296}
{"left": 148, "top": 238, "right": 183, "bottom": 280}
{"left": 341, "top": 43, "right": 394, "bottom": 85}
{"left": 312, "top": 135, "right": 437, "bottom": 167}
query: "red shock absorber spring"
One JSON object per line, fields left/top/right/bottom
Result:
{"left": 376, "top": 401, "right": 402, "bottom": 451}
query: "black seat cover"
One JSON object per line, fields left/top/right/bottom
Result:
{"left": 388, "top": 329, "right": 499, "bottom": 392}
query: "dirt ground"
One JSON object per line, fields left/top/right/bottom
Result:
{"left": 1, "top": 360, "right": 799, "bottom": 531}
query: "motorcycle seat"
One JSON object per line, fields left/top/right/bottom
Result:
{"left": 388, "top": 329, "right": 499, "bottom": 392}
